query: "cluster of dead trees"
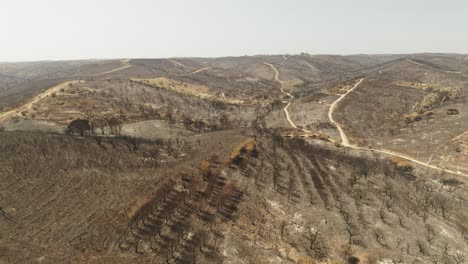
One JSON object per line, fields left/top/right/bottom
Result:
{"left": 245, "top": 132, "right": 467, "bottom": 263}
{"left": 66, "top": 112, "right": 125, "bottom": 136}
{"left": 305, "top": 225, "right": 329, "bottom": 260}
{"left": 65, "top": 119, "right": 91, "bottom": 136}
{"left": 88, "top": 112, "right": 124, "bottom": 135}
{"left": 181, "top": 113, "right": 236, "bottom": 133}
{"left": 117, "top": 159, "right": 244, "bottom": 263}
{"left": 182, "top": 116, "right": 209, "bottom": 133}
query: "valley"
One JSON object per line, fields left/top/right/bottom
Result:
{"left": 0, "top": 53, "right": 467, "bottom": 264}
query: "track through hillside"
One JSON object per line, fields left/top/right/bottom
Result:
{"left": 264, "top": 62, "right": 467, "bottom": 177}
{"left": 0, "top": 60, "right": 138, "bottom": 121}
{"left": 263, "top": 62, "right": 310, "bottom": 132}
{"left": 406, "top": 58, "right": 462, "bottom": 74}
{"left": 0, "top": 81, "right": 81, "bottom": 121}
{"left": 176, "top": 67, "right": 210, "bottom": 77}
{"left": 302, "top": 60, "right": 321, "bottom": 72}
{"left": 167, "top": 58, "right": 211, "bottom": 76}
{"left": 327, "top": 78, "right": 468, "bottom": 177}
{"left": 91, "top": 59, "right": 134, "bottom": 76}
{"left": 327, "top": 79, "right": 364, "bottom": 146}
{"left": 166, "top": 59, "right": 193, "bottom": 69}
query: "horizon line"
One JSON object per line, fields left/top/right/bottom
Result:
{"left": 1, "top": 52, "right": 467, "bottom": 63}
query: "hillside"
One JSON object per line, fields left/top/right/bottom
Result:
{"left": 0, "top": 54, "right": 467, "bottom": 264}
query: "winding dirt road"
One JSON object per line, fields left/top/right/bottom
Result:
{"left": 0, "top": 60, "right": 140, "bottom": 122}
{"left": 0, "top": 60, "right": 210, "bottom": 123}
{"left": 327, "top": 79, "right": 364, "bottom": 146}
{"left": 327, "top": 78, "right": 468, "bottom": 177}
{"left": 264, "top": 61, "right": 467, "bottom": 177}
{"left": 0, "top": 80, "right": 81, "bottom": 121}
{"left": 263, "top": 62, "right": 305, "bottom": 131}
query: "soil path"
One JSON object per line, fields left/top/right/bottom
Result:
{"left": 328, "top": 79, "right": 364, "bottom": 146}
{"left": 0, "top": 80, "right": 81, "bottom": 121}
{"left": 176, "top": 67, "right": 210, "bottom": 77}
{"left": 91, "top": 59, "right": 133, "bottom": 76}
{"left": 0, "top": 59, "right": 136, "bottom": 121}
{"left": 166, "top": 59, "right": 193, "bottom": 69}
{"left": 167, "top": 59, "right": 211, "bottom": 76}
{"left": 327, "top": 78, "right": 468, "bottom": 177}
{"left": 263, "top": 62, "right": 308, "bottom": 132}
{"left": 406, "top": 59, "right": 462, "bottom": 74}
{"left": 264, "top": 62, "right": 467, "bottom": 177}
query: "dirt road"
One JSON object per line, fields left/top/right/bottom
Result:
{"left": 91, "top": 59, "right": 133, "bottom": 76}
{"left": 264, "top": 62, "right": 467, "bottom": 177}
{"left": 327, "top": 78, "right": 468, "bottom": 177}
{"left": 451, "top": 131, "right": 468, "bottom": 142}
{"left": 176, "top": 67, "right": 210, "bottom": 77}
{"left": 263, "top": 62, "right": 303, "bottom": 130}
{"left": 0, "top": 80, "right": 81, "bottom": 121}
{"left": 327, "top": 79, "right": 364, "bottom": 146}
{"left": 166, "top": 59, "right": 192, "bottom": 69}
{"left": 303, "top": 60, "right": 321, "bottom": 72}
{"left": 407, "top": 59, "right": 462, "bottom": 74}
{"left": 0, "top": 60, "right": 136, "bottom": 121}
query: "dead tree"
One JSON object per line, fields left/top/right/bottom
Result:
{"left": 425, "top": 224, "right": 436, "bottom": 245}
{"left": 374, "top": 229, "right": 386, "bottom": 247}
{"left": 280, "top": 221, "right": 287, "bottom": 240}
{"left": 66, "top": 119, "right": 91, "bottom": 136}
{"left": 306, "top": 226, "right": 327, "bottom": 260}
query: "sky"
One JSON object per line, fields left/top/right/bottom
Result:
{"left": 1, "top": 0, "right": 467, "bottom": 61}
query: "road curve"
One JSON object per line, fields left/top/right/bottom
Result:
{"left": 264, "top": 62, "right": 467, "bottom": 177}
{"left": 283, "top": 102, "right": 298, "bottom": 129}
{"left": 0, "top": 80, "right": 81, "bottom": 121}
{"left": 327, "top": 78, "right": 468, "bottom": 177}
{"left": 327, "top": 78, "right": 364, "bottom": 146}
{"left": 263, "top": 62, "right": 305, "bottom": 131}
{"left": 0, "top": 60, "right": 138, "bottom": 121}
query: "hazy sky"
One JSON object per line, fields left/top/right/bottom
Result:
{"left": 1, "top": 0, "right": 467, "bottom": 61}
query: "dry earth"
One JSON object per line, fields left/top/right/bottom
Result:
{"left": 0, "top": 53, "right": 467, "bottom": 264}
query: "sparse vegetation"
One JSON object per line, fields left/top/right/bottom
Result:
{"left": 412, "top": 86, "right": 463, "bottom": 112}
{"left": 0, "top": 54, "right": 467, "bottom": 264}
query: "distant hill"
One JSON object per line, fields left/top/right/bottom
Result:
{"left": 1, "top": 53, "right": 467, "bottom": 264}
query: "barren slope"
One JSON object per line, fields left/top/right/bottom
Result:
{"left": 0, "top": 54, "right": 467, "bottom": 264}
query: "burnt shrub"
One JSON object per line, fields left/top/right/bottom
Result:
{"left": 66, "top": 119, "right": 91, "bottom": 136}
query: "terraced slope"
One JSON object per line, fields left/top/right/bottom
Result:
{"left": 1, "top": 54, "right": 467, "bottom": 264}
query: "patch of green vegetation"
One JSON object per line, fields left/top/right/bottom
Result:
{"left": 283, "top": 79, "right": 305, "bottom": 95}
{"left": 412, "top": 86, "right": 462, "bottom": 112}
